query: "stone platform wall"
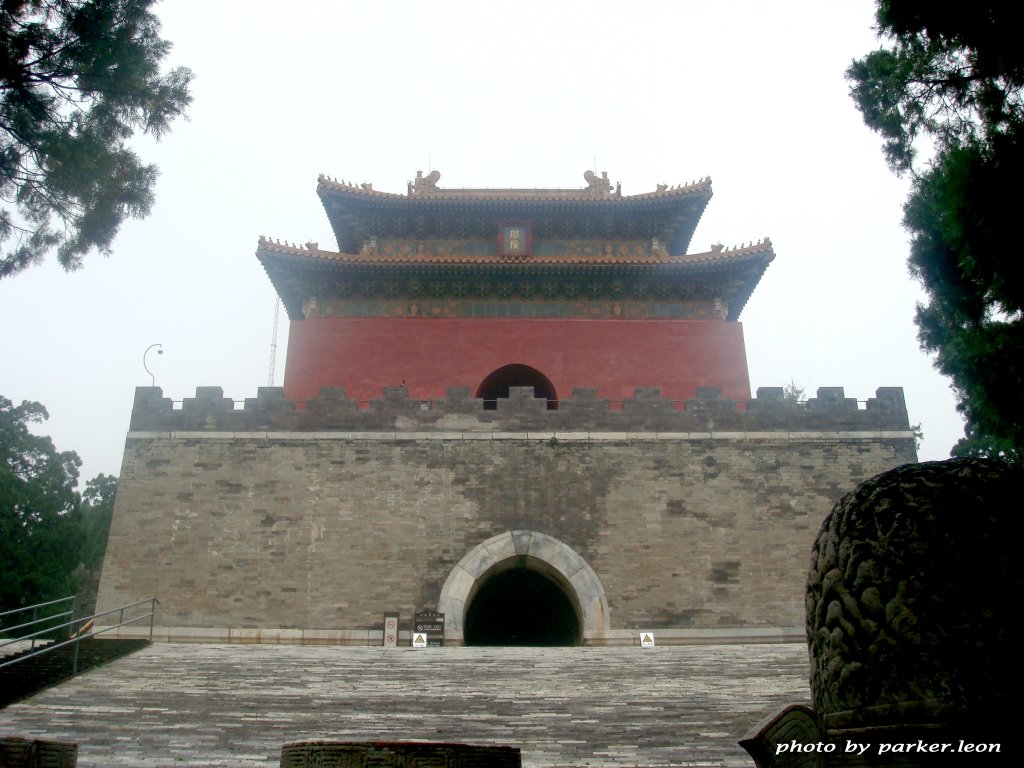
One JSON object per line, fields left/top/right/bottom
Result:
{"left": 96, "top": 385, "right": 916, "bottom": 644}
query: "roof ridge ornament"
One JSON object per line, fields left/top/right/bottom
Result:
{"left": 583, "top": 169, "right": 613, "bottom": 197}
{"left": 710, "top": 238, "right": 774, "bottom": 256}
{"left": 410, "top": 169, "right": 441, "bottom": 195}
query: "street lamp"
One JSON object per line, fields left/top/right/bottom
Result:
{"left": 143, "top": 343, "right": 164, "bottom": 387}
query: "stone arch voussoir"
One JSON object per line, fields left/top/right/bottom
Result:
{"left": 438, "top": 530, "right": 609, "bottom": 645}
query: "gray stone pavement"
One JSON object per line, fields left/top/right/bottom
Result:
{"left": 0, "top": 642, "right": 810, "bottom": 767}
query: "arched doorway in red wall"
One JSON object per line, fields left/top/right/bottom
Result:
{"left": 476, "top": 364, "right": 558, "bottom": 410}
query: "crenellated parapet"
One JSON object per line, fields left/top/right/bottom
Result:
{"left": 129, "top": 385, "right": 912, "bottom": 435}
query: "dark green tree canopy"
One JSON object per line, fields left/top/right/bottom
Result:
{"left": 0, "top": 0, "right": 192, "bottom": 278}
{"left": 0, "top": 395, "right": 84, "bottom": 609}
{"left": 848, "top": 1, "right": 1024, "bottom": 173}
{"left": 849, "top": 1, "right": 1023, "bottom": 462}
{"left": 79, "top": 470, "right": 115, "bottom": 568}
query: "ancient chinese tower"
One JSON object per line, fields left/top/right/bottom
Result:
{"left": 259, "top": 169, "right": 767, "bottom": 406}
{"left": 97, "top": 171, "right": 917, "bottom": 646}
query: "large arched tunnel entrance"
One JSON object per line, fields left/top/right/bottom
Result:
{"left": 463, "top": 564, "right": 581, "bottom": 646}
{"left": 438, "top": 530, "right": 610, "bottom": 646}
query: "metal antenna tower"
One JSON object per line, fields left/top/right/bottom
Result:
{"left": 267, "top": 297, "right": 280, "bottom": 386}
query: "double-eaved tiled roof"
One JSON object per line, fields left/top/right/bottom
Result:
{"left": 258, "top": 171, "right": 774, "bottom": 320}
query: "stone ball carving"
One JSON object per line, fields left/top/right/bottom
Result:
{"left": 806, "top": 457, "right": 1023, "bottom": 731}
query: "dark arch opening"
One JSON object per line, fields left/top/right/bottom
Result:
{"left": 476, "top": 364, "right": 558, "bottom": 410}
{"left": 463, "top": 567, "right": 581, "bottom": 646}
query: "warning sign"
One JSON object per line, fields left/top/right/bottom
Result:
{"left": 641, "top": 632, "right": 656, "bottom": 648}
{"left": 382, "top": 613, "right": 399, "bottom": 648}
{"left": 413, "top": 608, "right": 445, "bottom": 647}
{"left": 412, "top": 632, "right": 428, "bottom": 648}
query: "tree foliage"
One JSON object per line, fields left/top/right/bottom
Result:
{"left": 0, "top": 0, "right": 192, "bottom": 278}
{"left": 0, "top": 395, "right": 86, "bottom": 610}
{"left": 848, "top": 1, "right": 1024, "bottom": 462}
{"left": 783, "top": 378, "right": 805, "bottom": 403}
{"left": 72, "top": 470, "right": 116, "bottom": 614}
{"left": 79, "top": 471, "right": 115, "bottom": 569}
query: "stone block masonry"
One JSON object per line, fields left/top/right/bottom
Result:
{"left": 96, "top": 385, "right": 916, "bottom": 645}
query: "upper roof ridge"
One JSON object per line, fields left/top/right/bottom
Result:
{"left": 316, "top": 170, "right": 712, "bottom": 201}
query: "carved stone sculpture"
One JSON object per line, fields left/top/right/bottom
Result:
{"left": 741, "top": 458, "right": 1022, "bottom": 766}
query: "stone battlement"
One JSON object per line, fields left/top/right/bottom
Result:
{"left": 129, "top": 385, "right": 911, "bottom": 434}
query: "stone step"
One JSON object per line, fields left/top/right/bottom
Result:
{"left": 0, "top": 642, "right": 808, "bottom": 767}
{"left": 0, "top": 638, "right": 150, "bottom": 709}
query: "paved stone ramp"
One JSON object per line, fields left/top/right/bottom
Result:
{"left": 0, "top": 643, "right": 809, "bottom": 767}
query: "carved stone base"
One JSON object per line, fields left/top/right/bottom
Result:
{"left": 741, "top": 707, "right": 1011, "bottom": 766}
{"left": 0, "top": 737, "right": 78, "bottom": 768}
{"left": 280, "top": 741, "right": 521, "bottom": 767}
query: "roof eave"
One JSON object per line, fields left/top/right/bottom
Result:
{"left": 316, "top": 181, "right": 714, "bottom": 255}
{"left": 256, "top": 238, "right": 774, "bottom": 321}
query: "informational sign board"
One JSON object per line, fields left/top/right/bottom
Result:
{"left": 382, "top": 613, "right": 399, "bottom": 648}
{"left": 414, "top": 609, "right": 445, "bottom": 647}
{"left": 640, "top": 631, "right": 656, "bottom": 648}
{"left": 412, "top": 632, "right": 428, "bottom": 648}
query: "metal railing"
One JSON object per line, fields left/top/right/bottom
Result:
{"left": 0, "top": 596, "right": 158, "bottom": 674}
{"left": 0, "top": 596, "right": 77, "bottom": 654}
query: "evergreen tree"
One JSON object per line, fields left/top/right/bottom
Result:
{"left": 849, "top": 1, "right": 1023, "bottom": 461}
{"left": 0, "top": 0, "right": 192, "bottom": 277}
{"left": 79, "top": 472, "right": 115, "bottom": 571}
{"left": 74, "top": 471, "right": 115, "bottom": 613}
{"left": 0, "top": 395, "right": 84, "bottom": 610}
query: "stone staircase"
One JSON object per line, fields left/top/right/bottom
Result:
{"left": 0, "top": 638, "right": 150, "bottom": 709}
{"left": 0, "top": 642, "right": 809, "bottom": 767}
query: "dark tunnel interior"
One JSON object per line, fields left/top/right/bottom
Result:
{"left": 463, "top": 567, "right": 580, "bottom": 646}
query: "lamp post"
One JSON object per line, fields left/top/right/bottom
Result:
{"left": 143, "top": 343, "right": 164, "bottom": 387}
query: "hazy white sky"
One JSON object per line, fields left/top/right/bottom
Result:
{"left": 0, "top": 0, "right": 963, "bottom": 482}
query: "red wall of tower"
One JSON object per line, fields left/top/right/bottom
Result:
{"left": 282, "top": 318, "right": 751, "bottom": 404}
